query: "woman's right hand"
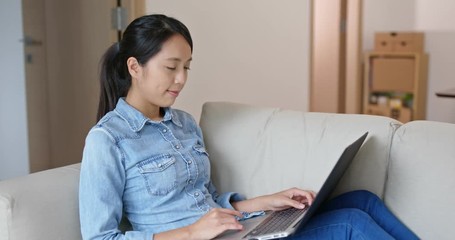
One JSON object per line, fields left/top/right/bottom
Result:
{"left": 186, "top": 208, "right": 244, "bottom": 240}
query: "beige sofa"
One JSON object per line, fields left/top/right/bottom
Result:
{"left": 1, "top": 102, "right": 455, "bottom": 240}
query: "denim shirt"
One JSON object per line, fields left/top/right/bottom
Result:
{"left": 79, "top": 98, "right": 244, "bottom": 240}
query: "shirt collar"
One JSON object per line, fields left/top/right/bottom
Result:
{"left": 114, "top": 98, "right": 183, "bottom": 132}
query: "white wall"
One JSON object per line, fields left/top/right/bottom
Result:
{"left": 414, "top": 0, "right": 455, "bottom": 123}
{"left": 363, "top": 0, "right": 415, "bottom": 51}
{"left": 147, "top": 0, "right": 311, "bottom": 120}
{"left": 0, "top": 0, "right": 30, "bottom": 180}
{"left": 415, "top": 1, "right": 455, "bottom": 31}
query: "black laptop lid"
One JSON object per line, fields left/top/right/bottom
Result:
{"left": 297, "top": 132, "right": 368, "bottom": 229}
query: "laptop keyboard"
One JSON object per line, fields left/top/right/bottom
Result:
{"left": 245, "top": 206, "right": 308, "bottom": 238}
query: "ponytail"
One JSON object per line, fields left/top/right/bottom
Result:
{"left": 97, "top": 42, "right": 130, "bottom": 121}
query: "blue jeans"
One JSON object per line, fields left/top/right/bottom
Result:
{"left": 284, "top": 190, "right": 419, "bottom": 240}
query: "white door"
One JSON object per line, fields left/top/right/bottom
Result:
{"left": 29, "top": 0, "right": 121, "bottom": 170}
{"left": 22, "top": 0, "right": 51, "bottom": 173}
{"left": 1, "top": 0, "right": 144, "bottom": 179}
{"left": 23, "top": 0, "right": 145, "bottom": 172}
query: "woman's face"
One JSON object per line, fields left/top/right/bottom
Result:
{"left": 126, "top": 34, "right": 192, "bottom": 118}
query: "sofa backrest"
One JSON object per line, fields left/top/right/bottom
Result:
{"left": 200, "top": 102, "right": 401, "bottom": 199}
{"left": 385, "top": 120, "right": 455, "bottom": 240}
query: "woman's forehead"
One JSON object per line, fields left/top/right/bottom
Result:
{"left": 157, "top": 35, "right": 192, "bottom": 60}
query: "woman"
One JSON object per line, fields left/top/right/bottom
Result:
{"left": 79, "top": 14, "right": 418, "bottom": 240}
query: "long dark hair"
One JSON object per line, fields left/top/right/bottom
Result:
{"left": 97, "top": 14, "right": 193, "bottom": 121}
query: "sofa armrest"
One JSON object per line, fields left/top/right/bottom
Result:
{"left": 0, "top": 163, "right": 82, "bottom": 240}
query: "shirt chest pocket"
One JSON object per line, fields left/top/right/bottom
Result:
{"left": 192, "top": 144, "right": 211, "bottom": 178}
{"left": 137, "top": 154, "right": 177, "bottom": 196}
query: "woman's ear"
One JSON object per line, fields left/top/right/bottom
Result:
{"left": 127, "top": 57, "right": 141, "bottom": 79}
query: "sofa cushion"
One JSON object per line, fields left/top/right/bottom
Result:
{"left": 200, "top": 102, "right": 400, "bottom": 199}
{"left": 385, "top": 120, "right": 455, "bottom": 240}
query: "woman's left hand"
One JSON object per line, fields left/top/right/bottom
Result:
{"left": 233, "top": 188, "right": 316, "bottom": 212}
{"left": 261, "top": 188, "right": 316, "bottom": 211}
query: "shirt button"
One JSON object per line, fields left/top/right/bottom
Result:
{"left": 175, "top": 145, "right": 180, "bottom": 149}
{"left": 188, "top": 160, "right": 192, "bottom": 164}
{"left": 189, "top": 180, "right": 193, "bottom": 184}
{"left": 194, "top": 192, "right": 199, "bottom": 197}
{"left": 158, "top": 163, "right": 162, "bottom": 168}
{"left": 162, "top": 129, "right": 167, "bottom": 133}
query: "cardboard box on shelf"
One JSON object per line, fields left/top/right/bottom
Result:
{"left": 371, "top": 57, "right": 415, "bottom": 92}
{"left": 366, "top": 105, "right": 412, "bottom": 123}
{"left": 375, "top": 32, "right": 424, "bottom": 53}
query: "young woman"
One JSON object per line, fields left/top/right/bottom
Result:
{"left": 79, "top": 14, "right": 418, "bottom": 240}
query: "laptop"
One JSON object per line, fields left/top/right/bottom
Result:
{"left": 216, "top": 132, "right": 368, "bottom": 240}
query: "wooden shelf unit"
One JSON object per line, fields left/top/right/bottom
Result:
{"left": 363, "top": 51, "right": 428, "bottom": 122}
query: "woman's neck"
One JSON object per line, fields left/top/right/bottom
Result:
{"left": 125, "top": 96, "right": 163, "bottom": 121}
{"left": 146, "top": 107, "right": 163, "bottom": 121}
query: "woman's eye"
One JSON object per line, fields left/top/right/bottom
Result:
{"left": 184, "top": 66, "right": 191, "bottom": 70}
{"left": 166, "top": 66, "right": 176, "bottom": 70}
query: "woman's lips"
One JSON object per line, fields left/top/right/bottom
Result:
{"left": 167, "top": 90, "right": 180, "bottom": 97}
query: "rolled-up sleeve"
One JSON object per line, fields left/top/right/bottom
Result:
{"left": 207, "top": 181, "right": 245, "bottom": 209}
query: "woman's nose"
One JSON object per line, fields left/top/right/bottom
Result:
{"left": 174, "top": 71, "right": 187, "bottom": 84}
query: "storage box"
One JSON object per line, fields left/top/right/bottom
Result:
{"left": 375, "top": 32, "right": 424, "bottom": 53}
{"left": 371, "top": 57, "right": 415, "bottom": 92}
{"left": 366, "top": 105, "right": 412, "bottom": 123}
